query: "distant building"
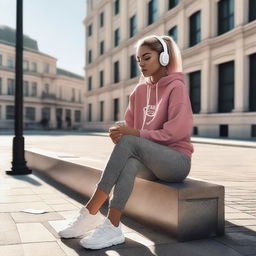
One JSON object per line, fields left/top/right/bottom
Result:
{"left": 84, "top": 0, "right": 256, "bottom": 139}
{"left": 0, "top": 25, "right": 84, "bottom": 130}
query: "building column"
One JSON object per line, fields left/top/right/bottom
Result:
{"left": 209, "top": 63, "right": 218, "bottom": 113}
{"left": 235, "top": 0, "right": 248, "bottom": 26}
{"left": 158, "top": 0, "right": 166, "bottom": 18}
{"left": 233, "top": 37, "right": 248, "bottom": 112}
{"left": 105, "top": 2, "right": 112, "bottom": 51}
{"left": 106, "top": 93, "right": 112, "bottom": 122}
{"left": 178, "top": 8, "right": 185, "bottom": 50}
{"left": 200, "top": 54, "right": 211, "bottom": 113}
{"left": 120, "top": 0, "right": 128, "bottom": 40}
{"left": 137, "top": 0, "right": 146, "bottom": 30}
{"left": 50, "top": 106, "right": 56, "bottom": 128}
{"left": 202, "top": 0, "right": 211, "bottom": 40}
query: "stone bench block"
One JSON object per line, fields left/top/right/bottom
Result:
{"left": 25, "top": 149, "right": 224, "bottom": 241}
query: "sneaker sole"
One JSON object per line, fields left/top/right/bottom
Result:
{"left": 80, "top": 236, "right": 125, "bottom": 250}
{"left": 59, "top": 219, "right": 103, "bottom": 238}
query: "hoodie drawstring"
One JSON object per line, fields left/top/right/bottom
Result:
{"left": 141, "top": 83, "right": 159, "bottom": 130}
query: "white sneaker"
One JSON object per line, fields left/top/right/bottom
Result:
{"left": 58, "top": 207, "right": 103, "bottom": 238}
{"left": 79, "top": 218, "right": 125, "bottom": 250}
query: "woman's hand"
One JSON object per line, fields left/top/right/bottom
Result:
{"left": 109, "top": 125, "right": 140, "bottom": 144}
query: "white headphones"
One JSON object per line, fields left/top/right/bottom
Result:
{"left": 154, "top": 36, "right": 169, "bottom": 66}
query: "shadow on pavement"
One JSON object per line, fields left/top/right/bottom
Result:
{"left": 7, "top": 173, "right": 42, "bottom": 186}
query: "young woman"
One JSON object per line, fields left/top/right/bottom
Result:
{"left": 58, "top": 35, "right": 194, "bottom": 250}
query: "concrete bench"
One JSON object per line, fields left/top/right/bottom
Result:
{"left": 25, "top": 149, "right": 225, "bottom": 241}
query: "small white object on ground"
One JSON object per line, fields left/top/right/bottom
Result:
{"left": 21, "top": 209, "right": 48, "bottom": 214}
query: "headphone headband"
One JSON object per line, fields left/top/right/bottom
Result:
{"left": 154, "top": 36, "right": 168, "bottom": 53}
{"left": 153, "top": 35, "right": 169, "bottom": 66}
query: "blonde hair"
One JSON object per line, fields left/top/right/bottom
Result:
{"left": 134, "top": 35, "right": 183, "bottom": 84}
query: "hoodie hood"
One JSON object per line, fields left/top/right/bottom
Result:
{"left": 141, "top": 72, "right": 185, "bottom": 129}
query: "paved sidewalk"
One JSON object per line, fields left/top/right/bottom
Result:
{"left": 1, "top": 133, "right": 256, "bottom": 256}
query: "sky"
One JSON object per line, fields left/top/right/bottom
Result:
{"left": 0, "top": 0, "right": 86, "bottom": 76}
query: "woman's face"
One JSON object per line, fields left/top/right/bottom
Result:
{"left": 136, "top": 45, "right": 161, "bottom": 77}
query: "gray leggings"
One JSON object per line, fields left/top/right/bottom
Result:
{"left": 96, "top": 135, "right": 191, "bottom": 211}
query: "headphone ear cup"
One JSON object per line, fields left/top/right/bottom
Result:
{"left": 159, "top": 52, "right": 169, "bottom": 66}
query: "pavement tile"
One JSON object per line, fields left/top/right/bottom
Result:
{"left": 229, "top": 219, "right": 256, "bottom": 226}
{"left": 38, "top": 194, "right": 68, "bottom": 200}
{"left": 0, "top": 188, "right": 35, "bottom": 196}
{"left": 124, "top": 232, "right": 155, "bottom": 246}
{"left": 225, "top": 212, "right": 256, "bottom": 220}
{"left": 150, "top": 239, "right": 243, "bottom": 256}
{"left": 0, "top": 202, "right": 54, "bottom": 213}
{"left": 0, "top": 195, "right": 42, "bottom": 203}
{"left": 214, "top": 232, "right": 256, "bottom": 246}
{"left": 41, "top": 198, "right": 70, "bottom": 205}
{"left": 58, "top": 210, "right": 80, "bottom": 219}
{"left": 0, "top": 213, "right": 21, "bottom": 245}
{"left": 11, "top": 211, "right": 64, "bottom": 223}
{"left": 17, "top": 223, "right": 56, "bottom": 243}
{"left": 0, "top": 244, "right": 24, "bottom": 256}
{"left": 22, "top": 242, "right": 66, "bottom": 256}
{"left": 49, "top": 203, "right": 79, "bottom": 211}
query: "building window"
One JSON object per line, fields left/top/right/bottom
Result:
{"left": 130, "top": 55, "right": 138, "bottom": 78}
{"left": 88, "top": 76, "right": 92, "bottom": 91}
{"left": 31, "top": 82, "right": 37, "bottom": 97}
{"left": 129, "top": 15, "right": 137, "bottom": 38}
{"left": 114, "top": 61, "right": 120, "bottom": 83}
{"left": 99, "top": 70, "right": 104, "bottom": 88}
{"left": 7, "top": 57, "right": 14, "bottom": 69}
{"left": 100, "top": 12, "right": 104, "bottom": 27}
{"left": 7, "top": 79, "right": 15, "bottom": 95}
{"left": 23, "top": 60, "right": 29, "bottom": 71}
{"left": 71, "top": 88, "right": 75, "bottom": 102}
{"left": 44, "top": 63, "right": 50, "bottom": 73}
{"left": 0, "top": 55, "right": 2, "bottom": 66}
{"left": 88, "top": 103, "right": 92, "bottom": 121}
{"left": 59, "top": 87, "right": 62, "bottom": 99}
{"left": 219, "top": 124, "right": 228, "bottom": 137}
{"left": 88, "top": 23, "right": 93, "bottom": 36}
{"left": 75, "top": 110, "right": 81, "bottom": 122}
{"left": 189, "top": 11, "right": 201, "bottom": 47}
{"left": 6, "top": 105, "right": 14, "bottom": 120}
{"left": 44, "top": 84, "right": 50, "bottom": 95}
{"left": 31, "top": 62, "right": 37, "bottom": 72}
{"left": 218, "top": 61, "right": 234, "bottom": 113}
{"left": 0, "top": 78, "right": 2, "bottom": 95}
{"left": 113, "top": 98, "right": 119, "bottom": 121}
{"left": 252, "top": 125, "right": 256, "bottom": 137}
{"left": 25, "top": 107, "right": 35, "bottom": 121}
{"left": 114, "top": 28, "right": 120, "bottom": 47}
{"left": 218, "top": 0, "right": 234, "bottom": 35}
{"left": 249, "top": 0, "right": 256, "bottom": 22}
{"left": 168, "top": 26, "right": 178, "bottom": 43}
{"left": 100, "top": 40, "right": 104, "bottom": 55}
{"left": 114, "top": 0, "right": 120, "bottom": 15}
{"left": 193, "top": 126, "right": 198, "bottom": 135}
{"left": 249, "top": 53, "right": 256, "bottom": 112}
{"left": 168, "top": 0, "right": 179, "bottom": 10}
{"left": 148, "top": 0, "right": 158, "bottom": 25}
{"left": 100, "top": 101, "right": 104, "bottom": 121}
{"left": 42, "top": 107, "right": 51, "bottom": 120}
{"left": 88, "top": 50, "right": 92, "bottom": 64}
{"left": 23, "top": 81, "right": 29, "bottom": 97}
{"left": 189, "top": 71, "right": 201, "bottom": 114}
{"left": 65, "top": 109, "right": 71, "bottom": 121}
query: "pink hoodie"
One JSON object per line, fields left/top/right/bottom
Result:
{"left": 124, "top": 72, "right": 194, "bottom": 158}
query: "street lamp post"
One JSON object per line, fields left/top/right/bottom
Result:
{"left": 6, "top": 0, "right": 32, "bottom": 175}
